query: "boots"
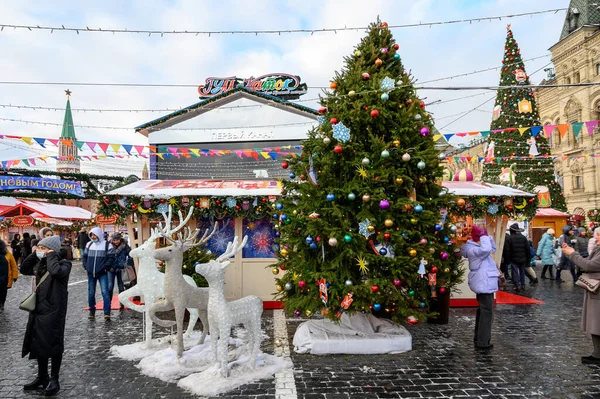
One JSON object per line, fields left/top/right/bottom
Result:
{"left": 542, "top": 265, "right": 549, "bottom": 279}
{"left": 44, "top": 377, "right": 60, "bottom": 396}
{"left": 23, "top": 376, "right": 49, "bottom": 391}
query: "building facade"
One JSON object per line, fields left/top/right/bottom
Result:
{"left": 536, "top": 0, "right": 600, "bottom": 218}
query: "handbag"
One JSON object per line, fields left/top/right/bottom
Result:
{"left": 576, "top": 274, "right": 600, "bottom": 293}
{"left": 121, "top": 265, "right": 136, "bottom": 286}
{"left": 19, "top": 272, "right": 49, "bottom": 312}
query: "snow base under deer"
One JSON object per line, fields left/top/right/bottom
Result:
{"left": 293, "top": 313, "right": 412, "bottom": 355}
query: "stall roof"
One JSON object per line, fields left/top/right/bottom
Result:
{"left": 0, "top": 199, "right": 93, "bottom": 220}
{"left": 33, "top": 216, "right": 73, "bottom": 226}
{"left": 441, "top": 181, "right": 535, "bottom": 197}
{"left": 535, "top": 208, "right": 570, "bottom": 218}
{"left": 107, "top": 179, "right": 283, "bottom": 197}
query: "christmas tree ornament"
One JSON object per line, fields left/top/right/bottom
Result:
{"left": 354, "top": 49, "right": 361, "bottom": 57}
{"left": 371, "top": 285, "right": 379, "bottom": 293}
{"left": 409, "top": 248, "right": 417, "bottom": 257}
{"left": 420, "top": 127, "right": 430, "bottom": 136}
{"left": 332, "top": 121, "right": 351, "bottom": 143}
{"left": 395, "top": 177, "right": 404, "bottom": 185}
{"left": 393, "top": 139, "right": 400, "bottom": 146}
{"left": 367, "top": 225, "right": 375, "bottom": 232}
{"left": 288, "top": 172, "right": 295, "bottom": 179}
{"left": 362, "top": 194, "right": 371, "bottom": 203}
{"left": 318, "top": 107, "right": 327, "bottom": 114}
{"left": 456, "top": 198, "right": 466, "bottom": 207}
{"left": 298, "top": 280, "right": 306, "bottom": 288}
{"left": 414, "top": 114, "right": 422, "bottom": 121}
{"left": 344, "top": 234, "right": 352, "bottom": 243}
{"left": 407, "top": 315, "right": 419, "bottom": 325}
{"left": 438, "top": 152, "right": 446, "bottom": 160}
{"left": 429, "top": 247, "right": 436, "bottom": 254}
{"left": 280, "top": 214, "right": 288, "bottom": 221}
{"left": 444, "top": 267, "right": 451, "bottom": 273}
{"left": 370, "top": 109, "right": 379, "bottom": 118}
{"left": 450, "top": 225, "right": 457, "bottom": 233}
{"left": 375, "top": 58, "right": 383, "bottom": 66}
{"left": 373, "top": 303, "right": 382, "bottom": 311}
{"left": 393, "top": 43, "right": 399, "bottom": 50}
{"left": 380, "top": 21, "right": 388, "bottom": 27}
{"left": 414, "top": 204, "right": 423, "bottom": 213}
{"left": 345, "top": 279, "right": 353, "bottom": 286}
{"left": 359, "top": 219, "right": 374, "bottom": 238}
{"left": 381, "top": 149, "right": 390, "bottom": 158}
{"left": 272, "top": 267, "right": 280, "bottom": 275}
{"left": 379, "top": 247, "right": 388, "bottom": 255}
{"left": 381, "top": 47, "right": 388, "bottom": 54}
{"left": 330, "top": 82, "right": 338, "bottom": 90}
{"left": 362, "top": 157, "right": 371, "bottom": 165}
{"left": 418, "top": 176, "right": 427, "bottom": 183}
{"left": 323, "top": 137, "right": 331, "bottom": 145}
{"left": 417, "top": 161, "right": 426, "bottom": 170}
{"left": 380, "top": 76, "right": 395, "bottom": 91}
{"left": 362, "top": 72, "right": 370, "bottom": 80}
{"left": 384, "top": 219, "right": 393, "bottom": 227}
{"left": 285, "top": 282, "right": 292, "bottom": 290}
{"left": 348, "top": 192, "right": 356, "bottom": 200}
{"left": 408, "top": 289, "right": 415, "bottom": 296}
{"left": 379, "top": 199, "right": 390, "bottom": 210}
{"left": 439, "top": 287, "right": 447, "bottom": 294}
{"left": 431, "top": 266, "right": 438, "bottom": 273}
{"left": 434, "top": 224, "right": 443, "bottom": 231}
{"left": 305, "top": 236, "right": 314, "bottom": 244}
{"left": 294, "top": 310, "right": 301, "bottom": 318}
{"left": 326, "top": 193, "right": 335, "bottom": 201}
{"left": 402, "top": 153, "right": 411, "bottom": 162}
{"left": 333, "top": 145, "right": 343, "bottom": 154}
{"left": 328, "top": 237, "right": 338, "bottom": 247}
{"left": 404, "top": 203, "right": 413, "bottom": 211}
{"left": 393, "top": 53, "right": 400, "bottom": 60}
{"left": 305, "top": 310, "right": 313, "bottom": 317}
{"left": 348, "top": 90, "right": 356, "bottom": 97}
{"left": 419, "top": 237, "right": 428, "bottom": 245}
{"left": 380, "top": 92, "right": 389, "bottom": 101}
{"left": 410, "top": 218, "right": 418, "bottom": 225}
{"left": 280, "top": 248, "right": 288, "bottom": 257}
{"left": 330, "top": 117, "right": 338, "bottom": 125}
{"left": 281, "top": 161, "right": 289, "bottom": 169}
{"left": 317, "top": 115, "right": 327, "bottom": 126}
{"left": 384, "top": 232, "right": 391, "bottom": 240}
{"left": 393, "top": 279, "right": 402, "bottom": 287}
{"left": 440, "top": 251, "right": 449, "bottom": 261}
{"left": 309, "top": 242, "right": 318, "bottom": 250}
{"left": 276, "top": 203, "right": 283, "bottom": 210}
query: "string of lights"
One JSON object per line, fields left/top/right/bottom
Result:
{"left": 0, "top": 9, "right": 566, "bottom": 37}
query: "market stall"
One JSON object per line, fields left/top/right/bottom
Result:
{"left": 441, "top": 181, "right": 536, "bottom": 306}
{"left": 531, "top": 208, "right": 569, "bottom": 246}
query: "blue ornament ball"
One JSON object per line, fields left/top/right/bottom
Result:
{"left": 305, "top": 236, "right": 314, "bottom": 244}
{"left": 281, "top": 214, "right": 287, "bottom": 221}
{"left": 273, "top": 213, "right": 279, "bottom": 219}
{"left": 380, "top": 92, "right": 389, "bottom": 101}
{"left": 309, "top": 242, "right": 318, "bottom": 250}
{"left": 420, "top": 302, "right": 426, "bottom": 308}
{"left": 379, "top": 247, "right": 388, "bottom": 256}
{"left": 414, "top": 204, "right": 423, "bottom": 213}
{"left": 327, "top": 193, "right": 335, "bottom": 201}
{"left": 443, "top": 236, "right": 450, "bottom": 243}
{"left": 289, "top": 172, "right": 295, "bottom": 179}
{"left": 393, "top": 53, "right": 400, "bottom": 60}
{"left": 435, "top": 223, "right": 443, "bottom": 231}
{"left": 373, "top": 303, "right": 382, "bottom": 311}
{"left": 276, "top": 203, "right": 283, "bottom": 210}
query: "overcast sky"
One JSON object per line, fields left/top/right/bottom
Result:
{"left": 0, "top": 0, "right": 569, "bottom": 176}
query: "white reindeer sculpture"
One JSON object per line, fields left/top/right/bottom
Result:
{"left": 194, "top": 235, "right": 263, "bottom": 377}
{"left": 149, "top": 206, "right": 217, "bottom": 358}
{"left": 118, "top": 224, "right": 202, "bottom": 346}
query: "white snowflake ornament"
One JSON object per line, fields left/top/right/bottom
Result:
{"left": 359, "top": 218, "right": 373, "bottom": 238}
{"left": 380, "top": 76, "right": 395, "bottom": 91}
{"left": 332, "top": 121, "right": 351, "bottom": 143}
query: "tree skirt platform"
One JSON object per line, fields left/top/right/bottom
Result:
{"left": 496, "top": 291, "right": 545, "bottom": 305}
{"left": 293, "top": 313, "right": 412, "bottom": 355}
{"left": 83, "top": 295, "right": 136, "bottom": 311}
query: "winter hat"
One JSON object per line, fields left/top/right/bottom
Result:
{"left": 546, "top": 228, "right": 555, "bottom": 236}
{"left": 111, "top": 232, "right": 122, "bottom": 240}
{"left": 38, "top": 235, "right": 61, "bottom": 253}
{"left": 579, "top": 227, "right": 587, "bottom": 234}
{"left": 471, "top": 226, "right": 486, "bottom": 242}
{"left": 509, "top": 223, "right": 524, "bottom": 232}
{"left": 562, "top": 225, "right": 573, "bottom": 234}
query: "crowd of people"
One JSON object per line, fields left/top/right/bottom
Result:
{"left": 0, "top": 226, "right": 133, "bottom": 396}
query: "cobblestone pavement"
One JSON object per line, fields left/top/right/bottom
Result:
{"left": 3, "top": 263, "right": 600, "bottom": 399}
{"left": 287, "top": 280, "right": 600, "bottom": 399}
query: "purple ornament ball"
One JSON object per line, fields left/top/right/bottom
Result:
{"left": 293, "top": 310, "right": 301, "bottom": 318}
{"left": 379, "top": 199, "right": 390, "bottom": 210}
{"left": 420, "top": 127, "right": 430, "bottom": 137}
{"left": 440, "top": 251, "right": 449, "bottom": 261}
{"left": 393, "top": 279, "right": 402, "bottom": 287}
{"left": 275, "top": 231, "right": 281, "bottom": 237}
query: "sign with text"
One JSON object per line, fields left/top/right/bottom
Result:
{"left": 12, "top": 215, "right": 34, "bottom": 226}
{"left": 0, "top": 176, "right": 85, "bottom": 197}
{"left": 198, "top": 73, "right": 307, "bottom": 99}
{"left": 96, "top": 215, "right": 117, "bottom": 224}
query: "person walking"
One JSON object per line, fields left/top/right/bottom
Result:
{"left": 11, "top": 233, "right": 22, "bottom": 265}
{"left": 0, "top": 239, "right": 18, "bottom": 310}
{"left": 506, "top": 223, "right": 530, "bottom": 292}
{"left": 556, "top": 225, "right": 577, "bottom": 283}
{"left": 19, "top": 235, "right": 71, "bottom": 396}
{"left": 562, "top": 232, "right": 600, "bottom": 364}
{"left": 82, "top": 227, "right": 115, "bottom": 320}
{"left": 537, "top": 228, "right": 556, "bottom": 279}
{"left": 107, "top": 233, "right": 130, "bottom": 309}
{"left": 462, "top": 226, "right": 498, "bottom": 350}
{"left": 21, "top": 232, "right": 32, "bottom": 264}
{"left": 76, "top": 228, "right": 90, "bottom": 261}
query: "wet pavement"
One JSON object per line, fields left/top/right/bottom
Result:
{"left": 1, "top": 263, "right": 600, "bottom": 398}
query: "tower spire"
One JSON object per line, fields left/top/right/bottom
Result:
{"left": 60, "top": 89, "right": 76, "bottom": 140}
{"left": 56, "top": 90, "right": 80, "bottom": 173}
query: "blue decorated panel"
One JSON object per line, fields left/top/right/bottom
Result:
{"left": 196, "top": 218, "right": 235, "bottom": 257}
{"left": 242, "top": 218, "right": 277, "bottom": 258}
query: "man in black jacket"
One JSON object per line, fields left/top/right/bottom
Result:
{"left": 506, "top": 223, "right": 530, "bottom": 292}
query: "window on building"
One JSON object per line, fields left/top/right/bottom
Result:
{"left": 574, "top": 175, "right": 584, "bottom": 189}
{"left": 596, "top": 63, "right": 600, "bottom": 76}
{"left": 574, "top": 71, "right": 580, "bottom": 83}
{"left": 568, "top": 7, "right": 580, "bottom": 33}
{"left": 565, "top": 77, "right": 572, "bottom": 85}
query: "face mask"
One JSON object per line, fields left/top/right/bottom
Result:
{"left": 36, "top": 251, "right": 45, "bottom": 259}
{"left": 91, "top": 238, "right": 99, "bottom": 243}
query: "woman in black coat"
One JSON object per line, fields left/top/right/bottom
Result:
{"left": 21, "top": 232, "right": 32, "bottom": 261}
{"left": 19, "top": 235, "right": 71, "bottom": 396}
{"left": 11, "top": 233, "right": 22, "bottom": 264}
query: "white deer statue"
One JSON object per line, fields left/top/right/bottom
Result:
{"left": 149, "top": 206, "right": 217, "bottom": 357}
{"left": 118, "top": 225, "right": 201, "bottom": 346}
{"left": 194, "top": 235, "right": 263, "bottom": 377}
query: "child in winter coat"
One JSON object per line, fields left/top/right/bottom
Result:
{"left": 537, "top": 228, "right": 556, "bottom": 279}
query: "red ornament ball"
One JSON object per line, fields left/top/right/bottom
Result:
{"left": 431, "top": 266, "right": 438, "bottom": 273}
{"left": 330, "top": 118, "right": 338, "bottom": 125}
{"left": 298, "top": 280, "right": 306, "bottom": 288}
{"left": 131, "top": 204, "right": 137, "bottom": 210}
{"left": 334, "top": 145, "right": 343, "bottom": 154}
{"left": 393, "top": 43, "right": 399, "bottom": 50}
{"left": 371, "top": 285, "right": 379, "bottom": 293}
{"left": 380, "top": 22, "right": 388, "bottom": 27}
{"left": 419, "top": 101, "right": 425, "bottom": 109}
{"left": 318, "top": 107, "right": 327, "bottom": 114}
{"left": 279, "top": 264, "right": 285, "bottom": 271}
{"left": 235, "top": 205, "right": 241, "bottom": 210}
{"left": 194, "top": 202, "right": 200, "bottom": 207}
{"left": 104, "top": 198, "right": 110, "bottom": 204}
{"left": 384, "top": 232, "right": 391, "bottom": 241}
{"left": 370, "top": 109, "right": 379, "bottom": 118}
{"left": 281, "top": 161, "right": 289, "bottom": 169}
{"left": 439, "top": 287, "right": 447, "bottom": 294}
{"left": 261, "top": 198, "right": 267, "bottom": 203}
{"left": 362, "top": 72, "right": 370, "bottom": 80}
{"left": 216, "top": 200, "right": 221, "bottom": 205}
{"left": 160, "top": 199, "right": 166, "bottom": 204}
{"left": 406, "top": 99, "right": 413, "bottom": 105}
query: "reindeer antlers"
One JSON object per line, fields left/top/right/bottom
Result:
{"left": 217, "top": 235, "right": 248, "bottom": 262}
{"left": 159, "top": 205, "right": 195, "bottom": 238}
{"left": 157, "top": 205, "right": 218, "bottom": 250}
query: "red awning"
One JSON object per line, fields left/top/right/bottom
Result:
{"left": 535, "top": 208, "right": 570, "bottom": 218}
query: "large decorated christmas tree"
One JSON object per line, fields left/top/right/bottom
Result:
{"left": 481, "top": 24, "right": 566, "bottom": 211}
{"left": 273, "top": 21, "right": 461, "bottom": 323}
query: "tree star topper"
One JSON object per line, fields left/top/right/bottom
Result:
{"left": 380, "top": 76, "right": 395, "bottom": 91}
{"left": 359, "top": 218, "right": 373, "bottom": 238}
{"left": 332, "top": 121, "right": 351, "bottom": 143}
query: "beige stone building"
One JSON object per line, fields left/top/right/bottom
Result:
{"left": 536, "top": 0, "right": 600, "bottom": 219}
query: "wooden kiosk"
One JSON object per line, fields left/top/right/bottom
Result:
{"left": 441, "top": 181, "right": 535, "bottom": 307}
